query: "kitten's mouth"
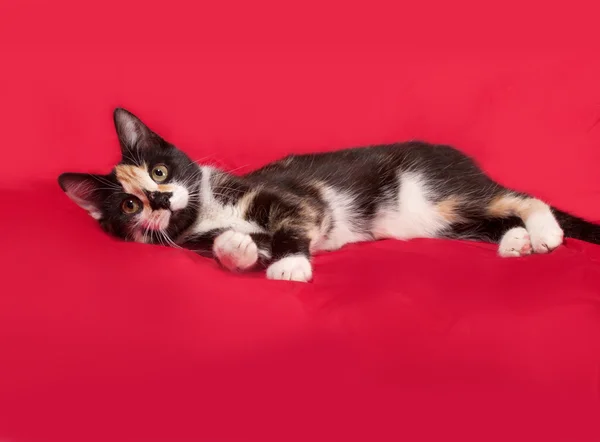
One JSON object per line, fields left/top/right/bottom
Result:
{"left": 141, "top": 209, "right": 171, "bottom": 231}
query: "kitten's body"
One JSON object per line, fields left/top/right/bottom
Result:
{"left": 59, "top": 109, "right": 600, "bottom": 282}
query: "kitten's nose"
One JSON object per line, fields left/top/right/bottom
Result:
{"left": 147, "top": 191, "right": 172, "bottom": 210}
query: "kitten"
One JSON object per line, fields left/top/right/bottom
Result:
{"left": 59, "top": 108, "right": 600, "bottom": 282}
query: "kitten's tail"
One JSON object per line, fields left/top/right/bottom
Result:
{"left": 553, "top": 208, "right": 600, "bottom": 245}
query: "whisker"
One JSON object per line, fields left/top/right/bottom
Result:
{"left": 160, "top": 229, "right": 183, "bottom": 249}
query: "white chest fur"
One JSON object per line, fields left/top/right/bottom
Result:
{"left": 190, "top": 167, "right": 263, "bottom": 236}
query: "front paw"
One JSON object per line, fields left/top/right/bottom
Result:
{"left": 266, "top": 255, "right": 312, "bottom": 282}
{"left": 213, "top": 230, "right": 258, "bottom": 271}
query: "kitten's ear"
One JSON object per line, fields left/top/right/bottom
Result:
{"left": 113, "top": 108, "right": 152, "bottom": 152}
{"left": 58, "top": 173, "right": 105, "bottom": 220}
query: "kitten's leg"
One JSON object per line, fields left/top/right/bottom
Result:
{"left": 213, "top": 231, "right": 272, "bottom": 272}
{"left": 449, "top": 194, "right": 562, "bottom": 256}
{"left": 244, "top": 190, "right": 323, "bottom": 282}
{"left": 179, "top": 229, "right": 272, "bottom": 271}
{"left": 266, "top": 226, "right": 313, "bottom": 282}
{"left": 487, "top": 193, "right": 564, "bottom": 253}
{"left": 450, "top": 219, "right": 533, "bottom": 257}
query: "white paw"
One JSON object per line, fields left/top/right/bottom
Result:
{"left": 498, "top": 227, "right": 532, "bottom": 258}
{"left": 266, "top": 255, "right": 313, "bottom": 282}
{"left": 526, "top": 213, "right": 564, "bottom": 254}
{"left": 213, "top": 230, "right": 258, "bottom": 271}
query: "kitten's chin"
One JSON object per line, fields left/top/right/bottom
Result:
{"left": 143, "top": 209, "right": 171, "bottom": 230}
{"left": 131, "top": 209, "right": 172, "bottom": 243}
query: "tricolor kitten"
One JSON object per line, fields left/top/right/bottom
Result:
{"left": 59, "top": 108, "right": 600, "bottom": 282}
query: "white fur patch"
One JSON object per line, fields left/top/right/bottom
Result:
{"left": 498, "top": 227, "right": 532, "bottom": 257}
{"left": 313, "top": 186, "right": 371, "bottom": 251}
{"left": 169, "top": 184, "right": 189, "bottom": 211}
{"left": 525, "top": 209, "right": 564, "bottom": 253}
{"left": 188, "top": 167, "right": 264, "bottom": 236}
{"left": 371, "top": 172, "right": 449, "bottom": 240}
{"left": 213, "top": 230, "right": 258, "bottom": 271}
{"left": 266, "top": 255, "right": 312, "bottom": 282}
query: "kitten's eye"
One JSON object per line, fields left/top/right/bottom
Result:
{"left": 151, "top": 164, "right": 168, "bottom": 182}
{"left": 121, "top": 197, "right": 142, "bottom": 214}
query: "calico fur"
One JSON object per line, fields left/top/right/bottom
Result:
{"left": 59, "top": 108, "right": 600, "bottom": 282}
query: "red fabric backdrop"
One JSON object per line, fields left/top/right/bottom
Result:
{"left": 1, "top": 1, "right": 600, "bottom": 441}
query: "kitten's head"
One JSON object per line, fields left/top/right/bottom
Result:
{"left": 59, "top": 108, "right": 199, "bottom": 244}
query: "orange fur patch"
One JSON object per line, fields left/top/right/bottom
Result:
{"left": 487, "top": 194, "right": 548, "bottom": 220}
{"left": 436, "top": 196, "right": 463, "bottom": 223}
{"left": 115, "top": 164, "right": 175, "bottom": 196}
{"left": 115, "top": 164, "right": 149, "bottom": 195}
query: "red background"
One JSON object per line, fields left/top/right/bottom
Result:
{"left": 2, "top": 1, "right": 600, "bottom": 441}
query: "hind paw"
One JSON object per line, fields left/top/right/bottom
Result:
{"left": 525, "top": 211, "right": 564, "bottom": 253}
{"left": 498, "top": 227, "right": 533, "bottom": 258}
